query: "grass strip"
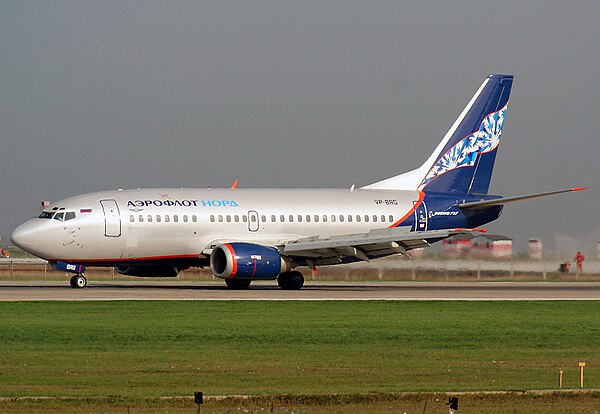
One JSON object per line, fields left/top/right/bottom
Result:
{"left": 1, "top": 391, "right": 600, "bottom": 413}
{"left": 0, "top": 301, "right": 599, "bottom": 398}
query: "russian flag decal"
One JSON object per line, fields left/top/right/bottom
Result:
{"left": 80, "top": 208, "right": 92, "bottom": 213}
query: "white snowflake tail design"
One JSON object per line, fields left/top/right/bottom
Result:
{"left": 421, "top": 104, "right": 507, "bottom": 188}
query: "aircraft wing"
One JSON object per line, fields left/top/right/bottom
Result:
{"left": 281, "top": 227, "right": 485, "bottom": 265}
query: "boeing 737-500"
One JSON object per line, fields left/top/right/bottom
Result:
{"left": 11, "top": 74, "right": 584, "bottom": 289}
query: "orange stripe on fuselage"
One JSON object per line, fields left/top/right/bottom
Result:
{"left": 389, "top": 191, "right": 425, "bottom": 228}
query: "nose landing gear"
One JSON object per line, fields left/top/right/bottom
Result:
{"left": 69, "top": 274, "right": 87, "bottom": 288}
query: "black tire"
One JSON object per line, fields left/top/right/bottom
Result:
{"left": 278, "top": 271, "right": 304, "bottom": 290}
{"left": 70, "top": 274, "right": 87, "bottom": 289}
{"left": 225, "top": 278, "right": 252, "bottom": 289}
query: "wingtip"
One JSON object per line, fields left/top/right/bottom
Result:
{"left": 571, "top": 187, "right": 587, "bottom": 192}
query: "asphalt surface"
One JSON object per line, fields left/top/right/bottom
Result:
{"left": 1, "top": 280, "right": 600, "bottom": 301}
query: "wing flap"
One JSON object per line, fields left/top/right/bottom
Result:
{"left": 283, "top": 227, "right": 485, "bottom": 263}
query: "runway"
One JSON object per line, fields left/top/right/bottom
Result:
{"left": 1, "top": 280, "right": 600, "bottom": 301}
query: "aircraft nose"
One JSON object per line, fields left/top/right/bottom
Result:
{"left": 11, "top": 221, "right": 40, "bottom": 251}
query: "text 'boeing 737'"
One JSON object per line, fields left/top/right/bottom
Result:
{"left": 11, "top": 75, "right": 585, "bottom": 289}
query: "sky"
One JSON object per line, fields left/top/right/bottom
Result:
{"left": 1, "top": 1, "right": 599, "bottom": 254}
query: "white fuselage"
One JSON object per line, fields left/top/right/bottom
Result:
{"left": 13, "top": 187, "right": 423, "bottom": 263}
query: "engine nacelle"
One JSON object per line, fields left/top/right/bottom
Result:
{"left": 115, "top": 265, "right": 181, "bottom": 278}
{"left": 210, "top": 242, "right": 291, "bottom": 280}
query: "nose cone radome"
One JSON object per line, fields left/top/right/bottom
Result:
{"left": 11, "top": 220, "right": 40, "bottom": 252}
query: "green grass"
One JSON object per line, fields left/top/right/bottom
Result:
{"left": 1, "top": 392, "right": 600, "bottom": 413}
{"left": 0, "top": 301, "right": 599, "bottom": 400}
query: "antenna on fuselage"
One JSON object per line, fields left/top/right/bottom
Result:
{"left": 231, "top": 180, "right": 239, "bottom": 190}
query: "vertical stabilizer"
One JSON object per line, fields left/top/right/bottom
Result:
{"left": 363, "top": 74, "right": 513, "bottom": 194}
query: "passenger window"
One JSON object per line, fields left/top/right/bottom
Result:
{"left": 364, "top": 215, "right": 369, "bottom": 222}
{"left": 297, "top": 215, "right": 302, "bottom": 222}
{"left": 314, "top": 215, "right": 319, "bottom": 222}
{"left": 243, "top": 215, "right": 247, "bottom": 222}
{"left": 156, "top": 215, "right": 162, "bottom": 223}
{"left": 339, "top": 215, "right": 344, "bottom": 222}
{"left": 356, "top": 215, "right": 361, "bottom": 222}
{"left": 280, "top": 215, "right": 285, "bottom": 222}
{"left": 53, "top": 212, "right": 65, "bottom": 221}
{"left": 261, "top": 215, "right": 266, "bottom": 223}
{"left": 218, "top": 215, "right": 223, "bottom": 223}
{"left": 251, "top": 215, "right": 257, "bottom": 223}
{"left": 306, "top": 215, "right": 311, "bottom": 222}
{"left": 289, "top": 215, "right": 294, "bottom": 223}
{"left": 348, "top": 215, "right": 353, "bottom": 222}
{"left": 226, "top": 215, "right": 231, "bottom": 223}
{"left": 389, "top": 215, "right": 394, "bottom": 222}
{"left": 174, "top": 215, "right": 179, "bottom": 223}
{"left": 234, "top": 215, "right": 240, "bottom": 222}
{"left": 331, "top": 215, "right": 336, "bottom": 223}
{"left": 381, "top": 215, "right": 386, "bottom": 222}
{"left": 139, "top": 215, "right": 144, "bottom": 222}
{"left": 323, "top": 215, "right": 327, "bottom": 222}
{"left": 271, "top": 215, "right": 276, "bottom": 222}
{"left": 373, "top": 215, "right": 378, "bottom": 222}
{"left": 147, "top": 215, "right": 153, "bottom": 222}
{"left": 183, "top": 215, "right": 188, "bottom": 223}
{"left": 192, "top": 215, "right": 197, "bottom": 223}
{"left": 130, "top": 215, "right": 135, "bottom": 223}
{"left": 165, "top": 215, "right": 170, "bottom": 222}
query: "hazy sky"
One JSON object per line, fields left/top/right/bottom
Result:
{"left": 1, "top": 1, "right": 599, "bottom": 253}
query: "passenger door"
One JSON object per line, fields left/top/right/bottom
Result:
{"left": 100, "top": 199, "right": 122, "bottom": 237}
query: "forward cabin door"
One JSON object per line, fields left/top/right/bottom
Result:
{"left": 100, "top": 199, "right": 122, "bottom": 237}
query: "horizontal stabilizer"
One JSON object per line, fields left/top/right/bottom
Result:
{"left": 458, "top": 187, "right": 586, "bottom": 210}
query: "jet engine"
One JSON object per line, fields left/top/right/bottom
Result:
{"left": 210, "top": 242, "right": 291, "bottom": 279}
{"left": 115, "top": 265, "right": 182, "bottom": 278}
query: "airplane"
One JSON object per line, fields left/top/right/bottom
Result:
{"left": 11, "top": 74, "right": 584, "bottom": 290}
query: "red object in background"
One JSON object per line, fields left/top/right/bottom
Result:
{"left": 575, "top": 251, "right": 585, "bottom": 273}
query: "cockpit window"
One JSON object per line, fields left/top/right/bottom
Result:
{"left": 38, "top": 211, "right": 54, "bottom": 219}
{"left": 52, "top": 207, "right": 59, "bottom": 211}
{"left": 53, "top": 212, "right": 65, "bottom": 221}
{"left": 65, "top": 212, "right": 76, "bottom": 221}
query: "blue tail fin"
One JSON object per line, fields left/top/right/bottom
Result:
{"left": 421, "top": 74, "right": 513, "bottom": 194}
{"left": 363, "top": 74, "right": 513, "bottom": 195}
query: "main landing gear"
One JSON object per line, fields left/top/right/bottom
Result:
{"left": 223, "top": 271, "right": 305, "bottom": 290}
{"left": 277, "top": 271, "right": 304, "bottom": 290}
{"left": 69, "top": 274, "right": 87, "bottom": 289}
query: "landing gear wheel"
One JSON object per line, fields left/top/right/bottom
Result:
{"left": 225, "top": 278, "right": 252, "bottom": 289}
{"left": 278, "top": 271, "right": 304, "bottom": 290}
{"left": 69, "top": 274, "right": 87, "bottom": 289}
